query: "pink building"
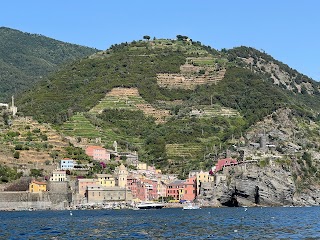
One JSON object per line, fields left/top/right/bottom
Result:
{"left": 127, "top": 176, "right": 138, "bottom": 198}
{"left": 182, "top": 176, "right": 197, "bottom": 201}
{"left": 86, "top": 146, "right": 110, "bottom": 161}
{"left": 77, "top": 178, "right": 98, "bottom": 197}
{"left": 128, "top": 177, "right": 158, "bottom": 201}
{"left": 215, "top": 158, "right": 238, "bottom": 172}
{"left": 166, "top": 180, "right": 185, "bottom": 200}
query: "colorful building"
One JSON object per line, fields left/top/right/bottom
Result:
{"left": 190, "top": 170, "right": 214, "bottom": 195}
{"left": 166, "top": 180, "right": 185, "bottom": 201}
{"left": 127, "top": 175, "right": 138, "bottom": 199}
{"left": 77, "top": 178, "right": 99, "bottom": 196}
{"left": 96, "top": 174, "right": 115, "bottom": 187}
{"left": 85, "top": 146, "right": 110, "bottom": 161}
{"left": 60, "top": 158, "right": 75, "bottom": 170}
{"left": 215, "top": 158, "right": 238, "bottom": 172}
{"left": 182, "top": 176, "right": 197, "bottom": 201}
{"left": 29, "top": 180, "right": 47, "bottom": 193}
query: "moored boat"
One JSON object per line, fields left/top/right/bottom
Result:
{"left": 136, "top": 202, "right": 165, "bottom": 209}
{"left": 183, "top": 203, "right": 201, "bottom": 210}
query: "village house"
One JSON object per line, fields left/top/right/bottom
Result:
{"left": 189, "top": 170, "right": 214, "bottom": 195}
{"left": 50, "top": 170, "right": 67, "bottom": 182}
{"left": 214, "top": 158, "right": 238, "bottom": 172}
{"left": 182, "top": 176, "right": 197, "bottom": 201}
{"left": 85, "top": 146, "right": 110, "bottom": 161}
{"left": 96, "top": 174, "right": 115, "bottom": 187}
{"left": 166, "top": 180, "right": 185, "bottom": 201}
{"left": 77, "top": 178, "right": 99, "bottom": 197}
{"left": 127, "top": 175, "right": 138, "bottom": 199}
{"left": 29, "top": 180, "right": 47, "bottom": 193}
{"left": 60, "top": 158, "right": 75, "bottom": 170}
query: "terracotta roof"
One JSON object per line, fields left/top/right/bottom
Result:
{"left": 32, "top": 180, "right": 47, "bottom": 185}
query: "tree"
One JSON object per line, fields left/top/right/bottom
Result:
{"left": 13, "top": 151, "right": 20, "bottom": 159}
{"left": 143, "top": 35, "right": 150, "bottom": 41}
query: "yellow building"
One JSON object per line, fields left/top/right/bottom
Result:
{"left": 29, "top": 180, "right": 47, "bottom": 193}
{"left": 191, "top": 170, "right": 214, "bottom": 195}
{"left": 137, "top": 162, "right": 147, "bottom": 170}
{"left": 96, "top": 174, "right": 115, "bottom": 187}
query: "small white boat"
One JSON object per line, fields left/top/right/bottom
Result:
{"left": 136, "top": 202, "right": 165, "bottom": 209}
{"left": 183, "top": 203, "right": 201, "bottom": 210}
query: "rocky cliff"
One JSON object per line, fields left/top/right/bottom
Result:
{"left": 199, "top": 162, "right": 320, "bottom": 207}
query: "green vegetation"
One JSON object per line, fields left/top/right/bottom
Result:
{"left": 15, "top": 38, "right": 320, "bottom": 177}
{"left": 0, "top": 27, "right": 99, "bottom": 101}
{"left": 0, "top": 164, "right": 22, "bottom": 182}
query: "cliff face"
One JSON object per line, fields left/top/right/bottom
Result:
{"left": 199, "top": 163, "right": 320, "bottom": 207}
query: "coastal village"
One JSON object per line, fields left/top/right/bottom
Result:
{"left": 0, "top": 97, "right": 308, "bottom": 210}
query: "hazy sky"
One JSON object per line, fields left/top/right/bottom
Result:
{"left": 1, "top": 0, "right": 319, "bottom": 80}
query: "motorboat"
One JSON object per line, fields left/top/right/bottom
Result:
{"left": 183, "top": 203, "right": 201, "bottom": 210}
{"left": 136, "top": 202, "right": 165, "bottom": 209}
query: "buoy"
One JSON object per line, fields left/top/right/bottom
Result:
{"left": 70, "top": 211, "right": 73, "bottom": 216}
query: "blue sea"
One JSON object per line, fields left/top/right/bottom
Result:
{"left": 1, "top": 206, "right": 320, "bottom": 239}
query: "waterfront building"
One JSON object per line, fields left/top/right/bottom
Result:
{"left": 29, "top": 180, "right": 47, "bottom": 193}
{"left": 86, "top": 185, "right": 132, "bottom": 203}
{"left": 190, "top": 170, "right": 214, "bottom": 195}
{"left": 77, "top": 178, "right": 99, "bottom": 196}
{"left": 182, "top": 176, "right": 197, "bottom": 201}
{"left": 166, "top": 180, "right": 185, "bottom": 201}
{"left": 127, "top": 175, "right": 138, "bottom": 199}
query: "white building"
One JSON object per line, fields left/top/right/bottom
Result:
{"left": 50, "top": 170, "right": 67, "bottom": 182}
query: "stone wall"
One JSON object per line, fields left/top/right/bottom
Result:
{"left": 0, "top": 191, "right": 70, "bottom": 210}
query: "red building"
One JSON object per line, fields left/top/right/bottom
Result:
{"left": 166, "top": 180, "right": 185, "bottom": 201}
{"left": 215, "top": 158, "right": 238, "bottom": 172}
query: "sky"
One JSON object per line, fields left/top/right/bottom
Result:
{"left": 1, "top": 0, "right": 320, "bottom": 80}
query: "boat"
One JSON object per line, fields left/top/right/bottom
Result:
{"left": 136, "top": 202, "right": 165, "bottom": 209}
{"left": 182, "top": 203, "right": 201, "bottom": 210}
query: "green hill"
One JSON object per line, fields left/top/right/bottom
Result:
{"left": 0, "top": 27, "right": 99, "bottom": 101}
{"left": 16, "top": 37, "right": 320, "bottom": 177}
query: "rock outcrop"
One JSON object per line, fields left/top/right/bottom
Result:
{"left": 197, "top": 162, "right": 320, "bottom": 207}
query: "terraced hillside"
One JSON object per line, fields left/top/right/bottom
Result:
{"left": 90, "top": 87, "right": 170, "bottom": 123}
{"left": 0, "top": 117, "right": 69, "bottom": 173}
{"left": 59, "top": 112, "right": 144, "bottom": 151}
{"left": 157, "top": 57, "right": 227, "bottom": 90}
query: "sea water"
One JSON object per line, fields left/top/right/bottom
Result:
{"left": 1, "top": 206, "right": 320, "bottom": 239}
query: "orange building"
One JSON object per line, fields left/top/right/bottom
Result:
{"left": 29, "top": 180, "right": 47, "bottom": 193}
{"left": 182, "top": 176, "right": 197, "bottom": 201}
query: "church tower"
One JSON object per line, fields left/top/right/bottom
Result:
{"left": 116, "top": 163, "right": 128, "bottom": 188}
{"left": 10, "top": 95, "right": 17, "bottom": 116}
